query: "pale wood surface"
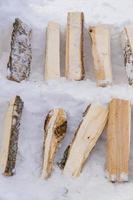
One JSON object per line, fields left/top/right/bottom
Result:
{"left": 89, "top": 25, "right": 112, "bottom": 87}
{"left": 45, "top": 22, "right": 60, "bottom": 80}
{"left": 106, "top": 98, "right": 131, "bottom": 182}
{"left": 63, "top": 104, "right": 108, "bottom": 177}
{"left": 121, "top": 26, "right": 133, "bottom": 85}
{"left": 65, "top": 12, "right": 84, "bottom": 80}
{"left": 42, "top": 108, "right": 67, "bottom": 179}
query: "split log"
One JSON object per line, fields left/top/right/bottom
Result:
{"left": 7, "top": 18, "right": 32, "bottom": 82}
{"left": 45, "top": 22, "right": 60, "bottom": 80}
{"left": 42, "top": 108, "right": 67, "bottom": 179}
{"left": 121, "top": 26, "right": 133, "bottom": 85}
{"left": 89, "top": 25, "right": 112, "bottom": 87}
{"left": 62, "top": 104, "right": 108, "bottom": 177}
{"left": 106, "top": 98, "right": 131, "bottom": 182}
{"left": 65, "top": 12, "right": 84, "bottom": 80}
{"left": 0, "top": 96, "right": 24, "bottom": 176}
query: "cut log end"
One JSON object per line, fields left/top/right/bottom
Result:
{"left": 0, "top": 96, "right": 23, "bottom": 176}
{"left": 42, "top": 108, "right": 67, "bottom": 179}
{"left": 7, "top": 18, "right": 32, "bottom": 82}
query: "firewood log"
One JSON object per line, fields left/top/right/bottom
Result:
{"left": 0, "top": 96, "right": 24, "bottom": 176}
{"left": 7, "top": 18, "right": 32, "bottom": 82}
{"left": 42, "top": 108, "right": 67, "bottom": 179}
{"left": 65, "top": 12, "right": 84, "bottom": 80}
{"left": 45, "top": 22, "right": 60, "bottom": 80}
{"left": 121, "top": 26, "right": 133, "bottom": 85}
{"left": 89, "top": 25, "right": 112, "bottom": 87}
{"left": 61, "top": 104, "right": 108, "bottom": 177}
{"left": 106, "top": 98, "right": 131, "bottom": 182}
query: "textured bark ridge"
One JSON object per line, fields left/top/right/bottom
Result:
{"left": 42, "top": 108, "right": 67, "bottom": 179}
{"left": 45, "top": 22, "right": 60, "bottom": 80}
{"left": 62, "top": 104, "right": 108, "bottom": 177}
{"left": 106, "top": 98, "right": 131, "bottom": 182}
{"left": 7, "top": 18, "right": 32, "bottom": 82}
{"left": 121, "top": 26, "right": 133, "bottom": 85}
{"left": 0, "top": 96, "right": 23, "bottom": 176}
{"left": 65, "top": 12, "right": 84, "bottom": 80}
{"left": 89, "top": 25, "right": 112, "bottom": 87}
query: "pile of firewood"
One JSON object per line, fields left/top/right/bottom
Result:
{"left": 0, "top": 12, "right": 132, "bottom": 183}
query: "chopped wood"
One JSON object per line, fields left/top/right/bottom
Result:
{"left": 45, "top": 22, "right": 60, "bottom": 80}
{"left": 65, "top": 12, "right": 84, "bottom": 80}
{"left": 106, "top": 98, "right": 131, "bottom": 182}
{"left": 63, "top": 104, "right": 108, "bottom": 177}
{"left": 89, "top": 25, "right": 112, "bottom": 87}
{"left": 7, "top": 18, "right": 32, "bottom": 82}
{"left": 121, "top": 26, "right": 133, "bottom": 85}
{"left": 0, "top": 96, "right": 24, "bottom": 176}
{"left": 42, "top": 108, "right": 67, "bottom": 179}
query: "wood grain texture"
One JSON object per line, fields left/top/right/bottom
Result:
{"left": 63, "top": 104, "right": 108, "bottom": 177}
{"left": 89, "top": 25, "right": 112, "bottom": 87}
{"left": 0, "top": 96, "right": 23, "bottom": 176}
{"left": 121, "top": 26, "right": 133, "bottom": 85}
{"left": 106, "top": 98, "right": 131, "bottom": 182}
{"left": 65, "top": 12, "right": 84, "bottom": 80}
{"left": 45, "top": 22, "right": 60, "bottom": 80}
{"left": 42, "top": 108, "right": 67, "bottom": 179}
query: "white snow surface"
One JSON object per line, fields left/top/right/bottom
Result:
{"left": 0, "top": 0, "right": 133, "bottom": 199}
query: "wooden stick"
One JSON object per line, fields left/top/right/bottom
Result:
{"left": 62, "top": 104, "right": 108, "bottom": 177}
{"left": 89, "top": 25, "right": 112, "bottom": 87}
{"left": 45, "top": 22, "right": 60, "bottom": 80}
{"left": 106, "top": 98, "right": 131, "bottom": 182}
{"left": 65, "top": 12, "right": 84, "bottom": 80}
{"left": 42, "top": 108, "right": 67, "bottom": 179}
{"left": 0, "top": 96, "right": 23, "bottom": 176}
{"left": 7, "top": 18, "right": 32, "bottom": 82}
{"left": 121, "top": 26, "right": 133, "bottom": 85}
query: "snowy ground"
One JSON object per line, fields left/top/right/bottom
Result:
{"left": 0, "top": 0, "right": 133, "bottom": 199}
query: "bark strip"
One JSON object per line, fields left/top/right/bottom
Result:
{"left": 0, "top": 96, "right": 23, "bottom": 176}
{"left": 7, "top": 18, "right": 32, "bottom": 82}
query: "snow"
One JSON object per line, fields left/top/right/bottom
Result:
{"left": 0, "top": 0, "right": 133, "bottom": 199}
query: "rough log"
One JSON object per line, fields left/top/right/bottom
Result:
{"left": 0, "top": 96, "right": 23, "bottom": 176}
{"left": 62, "top": 104, "right": 108, "bottom": 177}
{"left": 89, "top": 25, "right": 112, "bottom": 87}
{"left": 106, "top": 98, "right": 131, "bottom": 182}
{"left": 7, "top": 18, "right": 32, "bottom": 82}
{"left": 65, "top": 12, "right": 84, "bottom": 80}
{"left": 42, "top": 108, "right": 67, "bottom": 179}
{"left": 121, "top": 26, "right": 133, "bottom": 85}
{"left": 45, "top": 22, "right": 60, "bottom": 80}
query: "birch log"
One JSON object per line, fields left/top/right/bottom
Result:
{"left": 106, "top": 98, "right": 131, "bottom": 182}
{"left": 89, "top": 25, "right": 112, "bottom": 87}
{"left": 42, "top": 108, "right": 67, "bottom": 179}
{"left": 7, "top": 18, "right": 32, "bottom": 82}
{"left": 62, "top": 104, "right": 108, "bottom": 177}
{"left": 0, "top": 96, "right": 23, "bottom": 176}
{"left": 45, "top": 22, "right": 60, "bottom": 80}
{"left": 121, "top": 26, "right": 133, "bottom": 85}
{"left": 65, "top": 12, "right": 84, "bottom": 80}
